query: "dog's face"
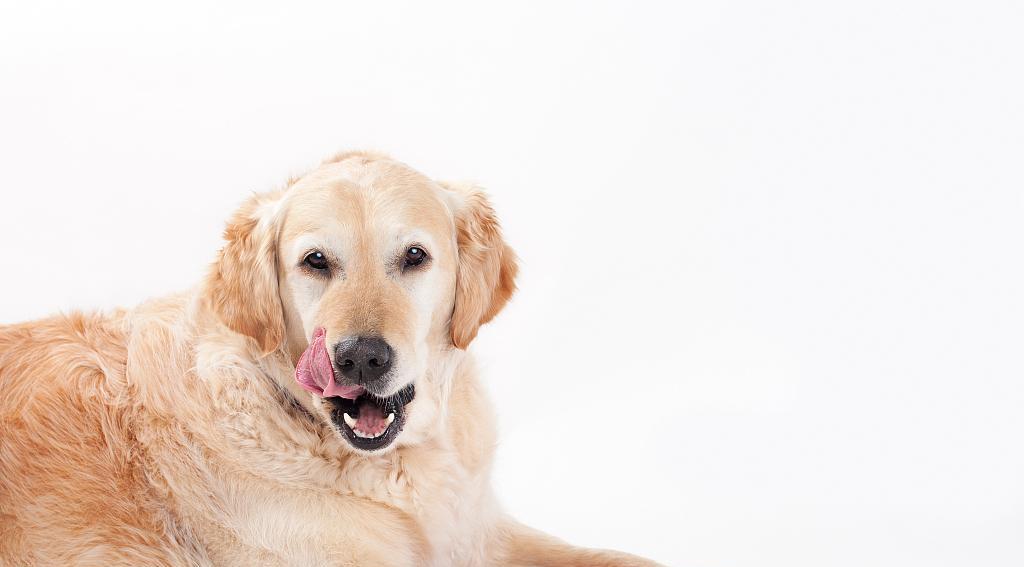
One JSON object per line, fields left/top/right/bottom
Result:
{"left": 278, "top": 157, "right": 460, "bottom": 451}
{"left": 204, "top": 152, "right": 516, "bottom": 453}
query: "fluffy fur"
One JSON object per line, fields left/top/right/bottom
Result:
{"left": 0, "top": 152, "right": 658, "bottom": 566}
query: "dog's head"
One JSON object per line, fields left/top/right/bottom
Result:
{"left": 203, "top": 152, "right": 516, "bottom": 453}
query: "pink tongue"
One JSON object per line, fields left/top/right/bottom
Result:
{"left": 354, "top": 400, "right": 389, "bottom": 436}
{"left": 295, "top": 328, "right": 366, "bottom": 399}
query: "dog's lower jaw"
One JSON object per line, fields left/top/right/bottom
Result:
{"left": 324, "top": 382, "right": 415, "bottom": 452}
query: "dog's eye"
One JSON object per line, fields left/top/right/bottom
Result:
{"left": 303, "top": 251, "right": 329, "bottom": 272}
{"left": 404, "top": 246, "right": 427, "bottom": 268}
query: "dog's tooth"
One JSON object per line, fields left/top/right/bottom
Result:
{"left": 343, "top": 413, "right": 357, "bottom": 428}
{"left": 385, "top": 412, "right": 395, "bottom": 425}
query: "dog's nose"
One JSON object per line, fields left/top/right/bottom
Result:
{"left": 334, "top": 337, "right": 393, "bottom": 385}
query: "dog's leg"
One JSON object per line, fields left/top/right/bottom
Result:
{"left": 492, "top": 520, "right": 662, "bottom": 567}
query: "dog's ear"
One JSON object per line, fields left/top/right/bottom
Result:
{"left": 203, "top": 192, "right": 285, "bottom": 355}
{"left": 441, "top": 182, "right": 519, "bottom": 349}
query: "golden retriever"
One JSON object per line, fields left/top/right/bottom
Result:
{"left": 0, "top": 152, "right": 658, "bottom": 566}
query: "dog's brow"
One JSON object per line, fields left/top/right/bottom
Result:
{"left": 289, "top": 233, "right": 348, "bottom": 263}
{"left": 391, "top": 229, "right": 433, "bottom": 249}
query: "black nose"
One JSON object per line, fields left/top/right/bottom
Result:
{"left": 334, "top": 337, "right": 393, "bottom": 385}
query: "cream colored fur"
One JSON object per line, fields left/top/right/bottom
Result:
{"left": 0, "top": 152, "right": 659, "bottom": 566}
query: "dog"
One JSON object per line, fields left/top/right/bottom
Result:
{"left": 0, "top": 152, "right": 658, "bottom": 566}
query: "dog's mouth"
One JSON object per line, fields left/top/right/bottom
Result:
{"left": 325, "top": 383, "right": 415, "bottom": 451}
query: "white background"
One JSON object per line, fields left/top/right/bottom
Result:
{"left": 1, "top": 2, "right": 1022, "bottom": 566}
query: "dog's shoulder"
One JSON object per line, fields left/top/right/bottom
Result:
{"left": 0, "top": 307, "right": 206, "bottom": 565}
